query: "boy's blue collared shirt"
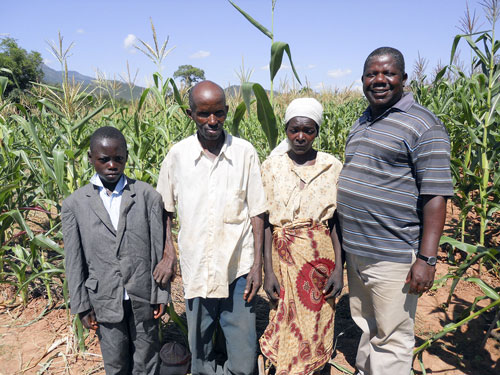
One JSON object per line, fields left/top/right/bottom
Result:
{"left": 90, "top": 173, "right": 127, "bottom": 231}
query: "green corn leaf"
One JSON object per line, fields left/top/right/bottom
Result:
{"left": 492, "top": 39, "right": 500, "bottom": 54}
{"left": 9, "top": 209, "right": 34, "bottom": 240}
{"left": 0, "top": 76, "right": 8, "bottom": 98}
{"left": 450, "top": 35, "right": 462, "bottom": 65}
{"left": 463, "top": 34, "right": 489, "bottom": 67}
{"left": 137, "top": 88, "right": 150, "bottom": 113}
{"left": 149, "top": 86, "right": 166, "bottom": 109}
{"left": 19, "top": 268, "right": 65, "bottom": 292}
{"left": 466, "top": 277, "right": 500, "bottom": 300}
{"left": 71, "top": 102, "right": 108, "bottom": 132}
{"left": 0, "top": 67, "right": 19, "bottom": 89}
{"left": 12, "top": 115, "right": 56, "bottom": 181}
{"left": 270, "top": 41, "right": 302, "bottom": 85}
{"left": 38, "top": 98, "right": 66, "bottom": 118}
{"left": 231, "top": 101, "right": 246, "bottom": 137}
{"left": 74, "top": 135, "right": 91, "bottom": 159}
{"left": 241, "top": 82, "right": 254, "bottom": 117}
{"left": 153, "top": 72, "right": 161, "bottom": 88}
{"left": 0, "top": 183, "right": 18, "bottom": 196}
{"left": 53, "top": 148, "right": 69, "bottom": 198}
{"left": 32, "top": 234, "right": 64, "bottom": 255}
{"left": 168, "top": 78, "right": 186, "bottom": 111}
{"left": 487, "top": 93, "right": 500, "bottom": 124}
{"left": 252, "top": 83, "right": 278, "bottom": 149}
{"left": 433, "top": 66, "right": 448, "bottom": 83}
{"left": 328, "top": 359, "right": 354, "bottom": 374}
{"left": 228, "top": 1, "right": 273, "bottom": 39}
{"left": 166, "top": 302, "right": 188, "bottom": 339}
{"left": 439, "top": 236, "right": 481, "bottom": 255}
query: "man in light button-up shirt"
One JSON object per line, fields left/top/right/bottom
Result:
{"left": 155, "top": 81, "right": 267, "bottom": 375}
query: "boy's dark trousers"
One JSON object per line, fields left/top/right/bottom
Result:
{"left": 97, "top": 299, "right": 160, "bottom": 375}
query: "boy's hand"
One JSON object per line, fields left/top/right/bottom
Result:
{"left": 153, "top": 255, "right": 177, "bottom": 289}
{"left": 153, "top": 304, "right": 165, "bottom": 319}
{"left": 79, "top": 309, "right": 98, "bottom": 330}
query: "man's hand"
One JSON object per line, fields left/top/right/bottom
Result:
{"left": 153, "top": 254, "right": 177, "bottom": 289}
{"left": 79, "top": 309, "right": 98, "bottom": 330}
{"left": 153, "top": 303, "right": 166, "bottom": 319}
{"left": 263, "top": 270, "right": 280, "bottom": 303}
{"left": 244, "top": 264, "right": 262, "bottom": 302}
{"left": 406, "top": 195, "right": 445, "bottom": 295}
{"left": 406, "top": 259, "right": 436, "bottom": 294}
{"left": 323, "top": 268, "right": 343, "bottom": 300}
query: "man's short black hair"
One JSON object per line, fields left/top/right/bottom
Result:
{"left": 364, "top": 47, "right": 405, "bottom": 75}
{"left": 90, "top": 126, "right": 127, "bottom": 152}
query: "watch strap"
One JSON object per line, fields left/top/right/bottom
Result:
{"left": 417, "top": 252, "right": 437, "bottom": 266}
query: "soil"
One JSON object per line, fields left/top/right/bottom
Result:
{"left": 1, "top": 200, "right": 499, "bottom": 374}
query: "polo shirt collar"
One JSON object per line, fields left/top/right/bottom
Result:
{"left": 362, "top": 92, "right": 415, "bottom": 124}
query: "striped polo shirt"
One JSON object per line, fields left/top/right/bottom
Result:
{"left": 337, "top": 93, "right": 454, "bottom": 263}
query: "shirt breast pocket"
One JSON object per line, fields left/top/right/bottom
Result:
{"left": 223, "top": 189, "right": 247, "bottom": 224}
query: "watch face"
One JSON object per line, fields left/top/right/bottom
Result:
{"left": 427, "top": 257, "right": 437, "bottom": 266}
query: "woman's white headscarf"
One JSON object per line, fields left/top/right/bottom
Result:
{"left": 270, "top": 98, "right": 323, "bottom": 156}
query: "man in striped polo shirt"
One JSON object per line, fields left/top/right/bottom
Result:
{"left": 337, "top": 47, "right": 454, "bottom": 375}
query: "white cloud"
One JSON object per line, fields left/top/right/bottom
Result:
{"left": 123, "top": 34, "right": 137, "bottom": 49}
{"left": 327, "top": 68, "right": 352, "bottom": 78}
{"left": 190, "top": 50, "right": 210, "bottom": 59}
{"left": 307, "top": 64, "right": 316, "bottom": 69}
{"left": 76, "top": 28, "right": 85, "bottom": 34}
{"left": 260, "top": 64, "right": 290, "bottom": 71}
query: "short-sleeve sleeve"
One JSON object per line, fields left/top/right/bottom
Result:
{"left": 260, "top": 158, "right": 274, "bottom": 213}
{"left": 157, "top": 152, "right": 176, "bottom": 212}
{"left": 246, "top": 148, "right": 268, "bottom": 217}
{"left": 260, "top": 157, "right": 285, "bottom": 224}
{"left": 412, "top": 124, "right": 454, "bottom": 197}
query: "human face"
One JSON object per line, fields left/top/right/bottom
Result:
{"left": 88, "top": 138, "right": 127, "bottom": 189}
{"left": 362, "top": 54, "right": 407, "bottom": 118}
{"left": 286, "top": 116, "right": 318, "bottom": 155}
{"left": 188, "top": 88, "right": 228, "bottom": 142}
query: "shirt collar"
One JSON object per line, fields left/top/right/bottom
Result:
{"left": 190, "top": 130, "right": 232, "bottom": 161}
{"left": 361, "top": 92, "right": 415, "bottom": 124}
{"left": 90, "top": 173, "right": 127, "bottom": 194}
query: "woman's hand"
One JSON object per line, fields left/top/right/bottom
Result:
{"left": 323, "top": 268, "right": 343, "bottom": 300}
{"left": 264, "top": 271, "right": 281, "bottom": 303}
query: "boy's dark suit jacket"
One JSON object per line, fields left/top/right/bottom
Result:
{"left": 62, "top": 177, "right": 169, "bottom": 323}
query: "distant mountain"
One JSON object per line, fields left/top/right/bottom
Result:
{"left": 41, "top": 64, "right": 145, "bottom": 101}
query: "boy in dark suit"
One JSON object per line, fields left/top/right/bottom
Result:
{"left": 62, "top": 126, "right": 169, "bottom": 374}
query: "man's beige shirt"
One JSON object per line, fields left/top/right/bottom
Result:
{"left": 157, "top": 132, "right": 267, "bottom": 299}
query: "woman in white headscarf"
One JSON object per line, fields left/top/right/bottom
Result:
{"left": 259, "top": 98, "right": 344, "bottom": 375}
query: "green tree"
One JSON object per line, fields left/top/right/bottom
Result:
{"left": 0, "top": 37, "right": 44, "bottom": 96}
{"left": 173, "top": 64, "right": 205, "bottom": 86}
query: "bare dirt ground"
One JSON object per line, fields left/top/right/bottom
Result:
{"left": 1, "top": 259, "right": 498, "bottom": 375}
{"left": 1, "top": 201, "right": 499, "bottom": 374}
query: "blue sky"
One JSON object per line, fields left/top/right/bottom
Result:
{"left": 2, "top": 1, "right": 495, "bottom": 90}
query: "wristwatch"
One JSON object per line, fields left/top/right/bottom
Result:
{"left": 417, "top": 252, "right": 437, "bottom": 266}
